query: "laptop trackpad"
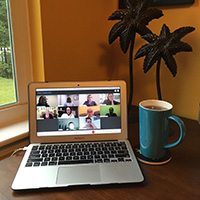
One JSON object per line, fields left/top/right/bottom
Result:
{"left": 56, "top": 165, "right": 101, "bottom": 185}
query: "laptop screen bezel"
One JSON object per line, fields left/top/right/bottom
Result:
{"left": 28, "top": 80, "right": 128, "bottom": 144}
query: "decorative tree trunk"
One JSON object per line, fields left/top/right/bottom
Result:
{"left": 128, "top": 32, "right": 136, "bottom": 110}
{"left": 156, "top": 58, "right": 162, "bottom": 100}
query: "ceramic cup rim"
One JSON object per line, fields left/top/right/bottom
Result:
{"left": 139, "top": 99, "right": 173, "bottom": 112}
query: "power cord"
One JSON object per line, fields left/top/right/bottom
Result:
{"left": 11, "top": 146, "right": 28, "bottom": 157}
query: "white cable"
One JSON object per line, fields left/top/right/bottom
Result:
{"left": 11, "top": 146, "right": 28, "bottom": 157}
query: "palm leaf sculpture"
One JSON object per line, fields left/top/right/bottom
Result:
{"left": 108, "top": 0, "right": 163, "bottom": 109}
{"left": 135, "top": 24, "right": 195, "bottom": 100}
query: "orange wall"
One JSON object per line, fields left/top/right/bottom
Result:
{"left": 40, "top": 0, "right": 126, "bottom": 82}
{"left": 30, "top": 0, "right": 200, "bottom": 120}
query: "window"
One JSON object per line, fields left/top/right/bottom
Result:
{"left": 0, "top": 0, "right": 32, "bottom": 127}
{"left": 0, "top": 0, "right": 17, "bottom": 107}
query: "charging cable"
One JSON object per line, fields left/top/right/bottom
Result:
{"left": 11, "top": 146, "right": 28, "bottom": 157}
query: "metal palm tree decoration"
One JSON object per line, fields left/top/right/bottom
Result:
{"left": 135, "top": 24, "right": 195, "bottom": 100}
{"left": 108, "top": 0, "right": 163, "bottom": 109}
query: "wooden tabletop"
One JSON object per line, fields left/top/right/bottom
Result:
{"left": 0, "top": 115, "right": 200, "bottom": 200}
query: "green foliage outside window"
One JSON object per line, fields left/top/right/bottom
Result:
{"left": 0, "top": 0, "right": 13, "bottom": 79}
{"left": 0, "top": 0, "right": 16, "bottom": 106}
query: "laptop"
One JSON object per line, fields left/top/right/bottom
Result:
{"left": 11, "top": 80, "right": 144, "bottom": 190}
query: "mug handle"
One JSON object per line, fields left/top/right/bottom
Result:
{"left": 164, "top": 115, "right": 186, "bottom": 148}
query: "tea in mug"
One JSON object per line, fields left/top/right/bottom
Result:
{"left": 144, "top": 105, "right": 167, "bottom": 111}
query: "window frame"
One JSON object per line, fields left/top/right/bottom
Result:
{"left": 0, "top": 0, "right": 33, "bottom": 127}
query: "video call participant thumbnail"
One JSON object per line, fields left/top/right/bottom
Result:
{"left": 61, "top": 107, "right": 75, "bottom": 118}
{"left": 103, "top": 93, "right": 120, "bottom": 105}
{"left": 83, "top": 94, "right": 97, "bottom": 106}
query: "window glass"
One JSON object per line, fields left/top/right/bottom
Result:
{"left": 0, "top": 0, "right": 17, "bottom": 107}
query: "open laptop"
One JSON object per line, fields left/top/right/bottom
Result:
{"left": 12, "top": 80, "right": 144, "bottom": 190}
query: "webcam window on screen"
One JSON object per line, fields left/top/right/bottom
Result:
{"left": 36, "top": 86, "right": 121, "bottom": 137}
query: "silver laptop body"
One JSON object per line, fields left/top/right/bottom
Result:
{"left": 12, "top": 80, "right": 144, "bottom": 190}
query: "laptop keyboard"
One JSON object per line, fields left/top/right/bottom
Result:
{"left": 25, "top": 141, "right": 132, "bottom": 167}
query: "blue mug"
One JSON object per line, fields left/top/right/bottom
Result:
{"left": 139, "top": 100, "right": 186, "bottom": 160}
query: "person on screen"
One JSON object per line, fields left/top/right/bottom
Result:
{"left": 86, "top": 107, "right": 95, "bottom": 118}
{"left": 103, "top": 93, "right": 119, "bottom": 105}
{"left": 83, "top": 94, "right": 97, "bottom": 106}
{"left": 42, "top": 109, "right": 53, "bottom": 119}
{"left": 53, "top": 110, "right": 58, "bottom": 119}
{"left": 64, "top": 97, "right": 75, "bottom": 107}
{"left": 67, "top": 122, "right": 75, "bottom": 130}
{"left": 83, "top": 117, "right": 97, "bottom": 129}
{"left": 61, "top": 107, "right": 74, "bottom": 118}
{"left": 37, "top": 96, "right": 50, "bottom": 107}
{"left": 106, "top": 107, "right": 117, "bottom": 117}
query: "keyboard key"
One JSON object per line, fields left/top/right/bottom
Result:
{"left": 101, "top": 154, "right": 107, "bottom": 158}
{"left": 30, "top": 150, "right": 40, "bottom": 155}
{"left": 29, "top": 155, "right": 40, "bottom": 158}
{"left": 118, "top": 158, "right": 125, "bottom": 162}
{"left": 33, "top": 162, "right": 40, "bottom": 166}
{"left": 95, "top": 159, "right": 103, "bottom": 163}
{"left": 41, "top": 162, "right": 48, "bottom": 166}
{"left": 73, "top": 156, "right": 79, "bottom": 160}
{"left": 39, "top": 146, "right": 45, "bottom": 150}
{"left": 28, "top": 158, "right": 43, "bottom": 162}
{"left": 58, "top": 159, "right": 93, "bottom": 165}
{"left": 51, "top": 157, "right": 58, "bottom": 161}
{"left": 87, "top": 155, "right": 94, "bottom": 159}
{"left": 49, "top": 161, "right": 57, "bottom": 166}
{"left": 66, "top": 156, "right": 72, "bottom": 160}
{"left": 32, "top": 146, "right": 39, "bottom": 150}
{"left": 44, "top": 157, "right": 50, "bottom": 161}
{"left": 59, "top": 157, "right": 65, "bottom": 161}
{"left": 95, "top": 155, "right": 100, "bottom": 159}
{"left": 26, "top": 163, "right": 33, "bottom": 167}
{"left": 115, "top": 153, "right": 130, "bottom": 158}
{"left": 80, "top": 155, "right": 86, "bottom": 160}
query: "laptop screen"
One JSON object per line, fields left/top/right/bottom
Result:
{"left": 36, "top": 86, "right": 121, "bottom": 137}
